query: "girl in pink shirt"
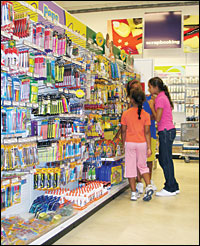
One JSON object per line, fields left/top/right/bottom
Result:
{"left": 148, "top": 77, "right": 179, "bottom": 197}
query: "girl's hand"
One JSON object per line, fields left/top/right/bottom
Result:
{"left": 147, "top": 148, "right": 152, "bottom": 158}
{"left": 148, "top": 99, "right": 155, "bottom": 109}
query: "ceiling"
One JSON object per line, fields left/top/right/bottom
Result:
{"left": 55, "top": 1, "right": 199, "bottom": 14}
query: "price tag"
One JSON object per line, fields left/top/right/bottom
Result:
{"left": 64, "top": 89, "right": 69, "bottom": 93}
{"left": 71, "top": 158, "right": 75, "bottom": 162}
{"left": 27, "top": 72, "right": 32, "bottom": 77}
{"left": 37, "top": 136, "right": 43, "bottom": 141}
{"left": 26, "top": 102, "right": 32, "bottom": 107}
{"left": 4, "top": 138, "right": 17, "bottom": 144}
{"left": 1, "top": 66, "right": 9, "bottom": 72}
{"left": 4, "top": 100, "right": 11, "bottom": 106}
{"left": 52, "top": 101, "right": 57, "bottom": 105}
{"left": 46, "top": 83, "right": 52, "bottom": 87}
{"left": 20, "top": 102, "right": 26, "bottom": 107}
{"left": 12, "top": 101, "right": 19, "bottom": 107}
{"left": 11, "top": 178, "right": 19, "bottom": 184}
{"left": 60, "top": 164, "right": 64, "bottom": 168}
{"left": 58, "top": 88, "right": 63, "bottom": 92}
{"left": 2, "top": 180, "right": 10, "bottom": 186}
{"left": 34, "top": 73, "right": 40, "bottom": 78}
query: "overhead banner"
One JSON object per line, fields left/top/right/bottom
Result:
{"left": 183, "top": 15, "right": 199, "bottom": 53}
{"left": 108, "top": 18, "right": 143, "bottom": 55}
{"left": 65, "top": 11, "right": 86, "bottom": 47}
{"left": 144, "top": 11, "right": 182, "bottom": 49}
{"left": 38, "top": 1, "right": 65, "bottom": 25}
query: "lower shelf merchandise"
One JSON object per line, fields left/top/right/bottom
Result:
{"left": 1, "top": 178, "right": 128, "bottom": 245}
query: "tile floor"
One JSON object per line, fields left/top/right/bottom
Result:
{"left": 53, "top": 159, "right": 199, "bottom": 245}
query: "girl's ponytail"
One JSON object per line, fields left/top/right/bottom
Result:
{"left": 130, "top": 88, "right": 145, "bottom": 120}
{"left": 163, "top": 84, "right": 174, "bottom": 109}
{"left": 138, "top": 103, "right": 143, "bottom": 120}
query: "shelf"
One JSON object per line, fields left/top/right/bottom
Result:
{"left": 28, "top": 179, "right": 129, "bottom": 245}
{"left": 183, "top": 146, "right": 199, "bottom": 150}
{"left": 101, "top": 154, "right": 125, "bottom": 161}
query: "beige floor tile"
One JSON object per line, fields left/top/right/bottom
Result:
{"left": 53, "top": 160, "right": 199, "bottom": 245}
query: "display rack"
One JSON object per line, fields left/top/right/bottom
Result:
{"left": 1, "top": 2, "right": 132, "bottom": 245}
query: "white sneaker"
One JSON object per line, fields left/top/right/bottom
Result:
{"left": 176, "top": 190, "right": 180, "bottom": 194}
{"left": 131, "top": 191, "right": 140, "bottom": 201}
{"left": 136, "top": 182, "right": 144, "bottom": 194}
{"left": 150, "top": 180, "right": 157, "bottom": 191}
{"left": 143, "top": 184, "right": 154, "bottom": 201}
{"left": 156, "top": 189, "right": 176, "bottom": 197}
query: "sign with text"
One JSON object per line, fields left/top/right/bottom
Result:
{"left": 144, "top": 11, "right": 182, "bottom": 49}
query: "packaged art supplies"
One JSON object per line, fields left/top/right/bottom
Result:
{"left": 16, "top": 108, "right": 27, "bottom": 133}
{"left": 11, "top": 180, "right": 21, "bottom": 205}
{"left": 30, "top": 79, "right": 38, "bottom": 103}
{"left": 21, "top": 79, "right": 30, "bottom": 102}
{"left": 1, "top": 72, "right": 7, "bottom": 100}
{"left": 12, "top": 77, "right": 21, "bottom": 102}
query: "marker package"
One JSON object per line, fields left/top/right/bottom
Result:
{"left": 1, "top": 72, "right": 7, "bottom": 100}
{"left": 12, "top": 77, "right": 21, "bottom": 102}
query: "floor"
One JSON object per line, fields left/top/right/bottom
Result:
{"left": 53, "top": 159, "right": 199, "bottom": 245}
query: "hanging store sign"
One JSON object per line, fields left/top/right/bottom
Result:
{"left": 144, "top": 11, "right": 182, "bottom": 49}
{"left": 183, "top": 15, "right": 199, "bottom": 53}
{"left": 108, "top": 18, "right": 143, "bottom": 55}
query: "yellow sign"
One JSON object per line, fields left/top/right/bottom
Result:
{"left": 65, "top": 11, "right": 86, "bottom": 48}
{"left": 76, "top": 89, "right": 85, "bottom": 98}
{"left": 96, "top": 32, "right": 104, "bottom": 47}
{"left": 184, "top": 15, "right": 199, "bottom": 53}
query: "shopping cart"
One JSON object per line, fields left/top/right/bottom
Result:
{"left": 181, "top": 122, "right": 199, "bottom": 163}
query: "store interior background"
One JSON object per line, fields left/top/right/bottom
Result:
{"left": 56, "top": 0, "right": 199, "bottom": 126}
{"left": 56, "top": 1, "right": 199, "bottom": 73}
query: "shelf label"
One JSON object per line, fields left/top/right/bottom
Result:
{"left": 32, "top": 103, "right": 38, "bottom": 108}
{"left": 26, "top": 102, "right": 32, "bottom": 108}
{"left": 58, "top": 88, "right": 63, "bottom": 92}
{"left": 34, "top": 73, "right": 40, "bottom": 78}
{"left": 1, "top": 66, "right": 9, "bottom": 72}
{"left": 12, "top": 101, "right": 20, "bottom": 107}
{"left": 4, "top": 100, "right": 11, "bottom": 106}
{"left": 27, "top": 72, "right": 32, "bottom": 77}
{"left": 20, "top": 102, "right": 26, "bottom": 107}
{"left": 4, "top": 138, "right": 17, "bottom": 144}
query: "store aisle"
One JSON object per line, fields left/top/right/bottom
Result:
{"left": 53, "top": 160, "right": 199, "bottom": 245}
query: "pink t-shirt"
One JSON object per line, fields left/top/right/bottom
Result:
{"left": 155, "top": 91, "right": 175, "bottom": 132}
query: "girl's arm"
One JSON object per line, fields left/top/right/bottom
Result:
{"left": 113, "top": 125, "right": 122, "bottom": 140}
{"left": 148, "top": 99, "right": 163, "bottom": 122}
{"left": 144, "top": 125, "right": 152, "bottom": 157}
{"left": 121, "top": 124, "right": 127, "bottom": 149}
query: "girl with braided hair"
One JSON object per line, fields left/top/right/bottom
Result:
{"left": 148, "top": 77, "right": 180, "bottom": 197}
{"left": 121, "top": 88, "right": 154, "bottom": 201}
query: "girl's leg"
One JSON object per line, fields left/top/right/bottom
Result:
{"left": 142, "top": 172, "right": 151, "bottom": 186}
{"left": 128, "top": 177, "right": 136, "bottom": 192}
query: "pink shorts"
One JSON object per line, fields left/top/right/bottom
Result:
{"left": 125, "top": 142, "right": 149, "bottom": 178}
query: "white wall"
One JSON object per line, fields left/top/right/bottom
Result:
{"left": 73, "top": 5, "right": 199, "bottom": 75}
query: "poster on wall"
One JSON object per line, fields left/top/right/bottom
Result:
{"left": 107, "top": 18, "right": 143, "bottom": 55}
{"left": 183, "top": 15, "right": 199, "bottom": 53}
{"left": 154, "top": 66, "right": 185, "bottom": 77}
{"left": 144, "top": 11, "right": 182, "bottom": 49}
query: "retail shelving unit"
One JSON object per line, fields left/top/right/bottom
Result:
{"left": 1, "top": 2, "right": 132, "bottom": 245}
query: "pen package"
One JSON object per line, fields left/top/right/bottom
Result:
{"left": 12, "top": 77, "right": 21, "bottom": 102}
{"left": 30, "top": 79, "right": 38, "bottom": 103}
{"left": 11, "top": 181, "right": 21, "bottom": 205}
{"left": 21, "top": 79, "right": 30, "bottom": 102}
{"left": 1, "top": 72, "right": 7, "bottom": 100}
{"left": 16, "top": 107, "right": 27, "bottom": 133}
